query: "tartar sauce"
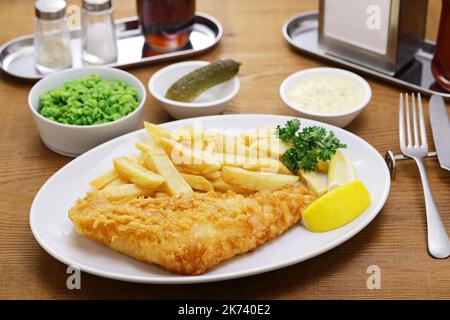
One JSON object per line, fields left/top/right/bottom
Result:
{"left": 287, "top": 76, "right": 364, "bottom": 114}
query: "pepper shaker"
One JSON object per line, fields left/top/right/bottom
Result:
{"left": 34, "top": 0, "right": 72, "bottom": 74}
{"left": 82, "top": 0, "right": 118, "bottom": 65}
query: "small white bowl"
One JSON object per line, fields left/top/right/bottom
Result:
{"left": 279, "top": 67, "right": 372, "bottom": 127}
{"left": 149, "top": 61, "right": 240, "bottom": 119}
{"left": 28, "top": 67, "right": 146, "bottom": 157}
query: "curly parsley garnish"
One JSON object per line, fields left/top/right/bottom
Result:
{"left": 276, "top": 119, "right": 346, "bottom": 172}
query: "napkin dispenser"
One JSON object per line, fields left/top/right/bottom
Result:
{"left": 318, "top": 0, "right": 428, "bottom": 75}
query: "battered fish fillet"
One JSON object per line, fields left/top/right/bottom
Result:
{"left": 68, "top": 185, "right": 316, "bottom": 275}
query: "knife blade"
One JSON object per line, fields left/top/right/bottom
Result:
{"left": 429, "top": 95, "right": 450, "bottom": 172}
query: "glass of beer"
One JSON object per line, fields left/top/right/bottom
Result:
{"left": 136, "top": 0, "right": 196, "bottom": 52}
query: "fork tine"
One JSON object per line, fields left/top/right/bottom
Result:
{"left": 412, "top": 93, "right": 419, "bottom": 147}
{"left": 417, "top": 93, "right": 428, "bottom": 149}
{"left": 399, "top": 94, "right": 406, "bottom": 151}
{"left": 405, "top": 93, "right": 412, "bottom": 147}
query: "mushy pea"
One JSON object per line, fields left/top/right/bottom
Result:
{"left": 39, "top": 74, "right": 140, "bottom": 125}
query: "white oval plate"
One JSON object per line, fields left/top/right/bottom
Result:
{"left": 30, "top": 114, "right": 390, "bottom": 284}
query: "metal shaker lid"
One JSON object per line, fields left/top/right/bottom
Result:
{"left": 83, "top": 0, "right": 112, "bottom": 12}
{"left": 35, "top": 0, "right": 66, "bottom": 20}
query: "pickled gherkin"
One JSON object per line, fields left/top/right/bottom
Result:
{"left": 165, "top": 59, "right": 241, "bottom": 102}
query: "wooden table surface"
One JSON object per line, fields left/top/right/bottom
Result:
{"left": 1, "top": 0, "right": 449, "bottom": 300}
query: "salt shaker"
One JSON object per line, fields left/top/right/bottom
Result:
{"left": 34, "top": 0, "right": 72, "bottom": 74}
{"left": 82, "top": 0, "right": 118, "bottom": 65}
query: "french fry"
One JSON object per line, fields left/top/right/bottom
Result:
{"left": 106, "top": 176, "right": 129, "bottom": 187}
{"left": 244, "top": 158, "right": 291, "bottom": 174}
{"left": 248, "top": 138, "right": 291, "bottom": 160}
{"left": 173, "top": 126, "right": 218, "bottom": 154}
{"left": 213, "top": 134, "right": 248, "bottom": 156}
{"left": 90, "top": 169, "right": 119, "bottom": 190}
{"left": 179, "top": 138, "right": 193, "bottom": 149}
{"left": 181, "top": 173, "right": 214, "bottom": 192}
{"left": 172, "top": 126, "right": 193, "bottom": 141}
{"left": 203, "top": 171, "right": 221, "bottom": 180}
{"left": 242, "top": 160, "right": 284, "bottom": 174}
{"left": 100, "top": 183, "right": 153, "bottom": 200}
{"left": 212, "top": 153, "right": 291, "bottom": 174}
{"left": 154, "top": 192, "right": 169, "bottom": 198}
{"left": 241, "top": 128, "right": 276, "bottom": 146}
{"left": 174, "top": 165, "right": 196, "bottom": 175}
{"left": 299, "top": 170, "right": 328, "bottom": 196}
{"left": 142, "top": 145, "right": 193, "bottom": 196}
{"left": 269, "top": 161, "right": 291, "bottom": 175}
{"left": 173, "top": 126, "right": 218, "bottom": 142}
{"left": 87, "top": 121, "right": 338, "bottom": 201}
{"left": 172, "top": 126, "right": 201, "bottom": 143}
{"left": 113, "top": 157, "right": 164, "bottom": 189}
{"left": 211, "top": 178, "right": 254, "bottom": 195}
{"left": 159, "top": 138, "right": 221, "bottom": 174}
{"left": 135, "top": 140, "right": 158, "bottom": 153}
{"left": 179, "top": 138, "right": 205, "bottom": 151}
{"left": 203, "top": 139, "right": 216, "bottom": 153}
{"left": 173, "top": 164, "right": 219, "bottom": 180}
{"left": 240, "top": 130, "right": 257, "bottom": 147}
{"left": 221, "top": 166, "right": 298, "bottom": 191}
{"left": 144, "top": 122, "right": 171, "bottom": 142}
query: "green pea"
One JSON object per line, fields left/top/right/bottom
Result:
{"left": 38, "top": 74, "right": 139, "bottom": 126}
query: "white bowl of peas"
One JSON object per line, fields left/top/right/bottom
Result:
{"left": 28, "top": 67, "right": 146, "bottom": 157}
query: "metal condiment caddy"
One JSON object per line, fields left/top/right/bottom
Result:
{"left": 0, "top": 13, "right": 222, "bottom": 81}
{"left": 283, "top": 11, "right": 450, "bottom": 99}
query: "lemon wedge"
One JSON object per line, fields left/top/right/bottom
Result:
{"left": 301, "top": 181, "right": 371, "bottom": 232}
{"left": 328, "top": 150, "right": 357, "bottom": 192}
{"left": 299, "top": 170, "right": 328, "bottom": 196}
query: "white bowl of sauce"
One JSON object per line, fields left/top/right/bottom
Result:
{"left": 279, "top": 68, "right": 372, "bottom": 127}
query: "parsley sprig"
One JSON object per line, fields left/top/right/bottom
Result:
{"left": 277, "top": 119, "right": 346, "bottom": 172}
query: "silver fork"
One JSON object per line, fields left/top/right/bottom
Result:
{"left": 399, "top": 93, "right": 450, "bottom": 258}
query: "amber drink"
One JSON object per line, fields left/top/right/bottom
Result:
{"left": 431, "top": 0, "right": 450, "bottom": 91}
{"left": 137, "top": 0, "right": 195, "bottom": 52}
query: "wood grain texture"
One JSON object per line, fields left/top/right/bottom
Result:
{"left": 0, "top": 0, "right": 449, "bottom": 300}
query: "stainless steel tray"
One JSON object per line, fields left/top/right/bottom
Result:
{"left": 0, "top": 12, "right": 222, "bottom": 81}
{"left": 282, "top": 11, "right": 450, "bottom": 99}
